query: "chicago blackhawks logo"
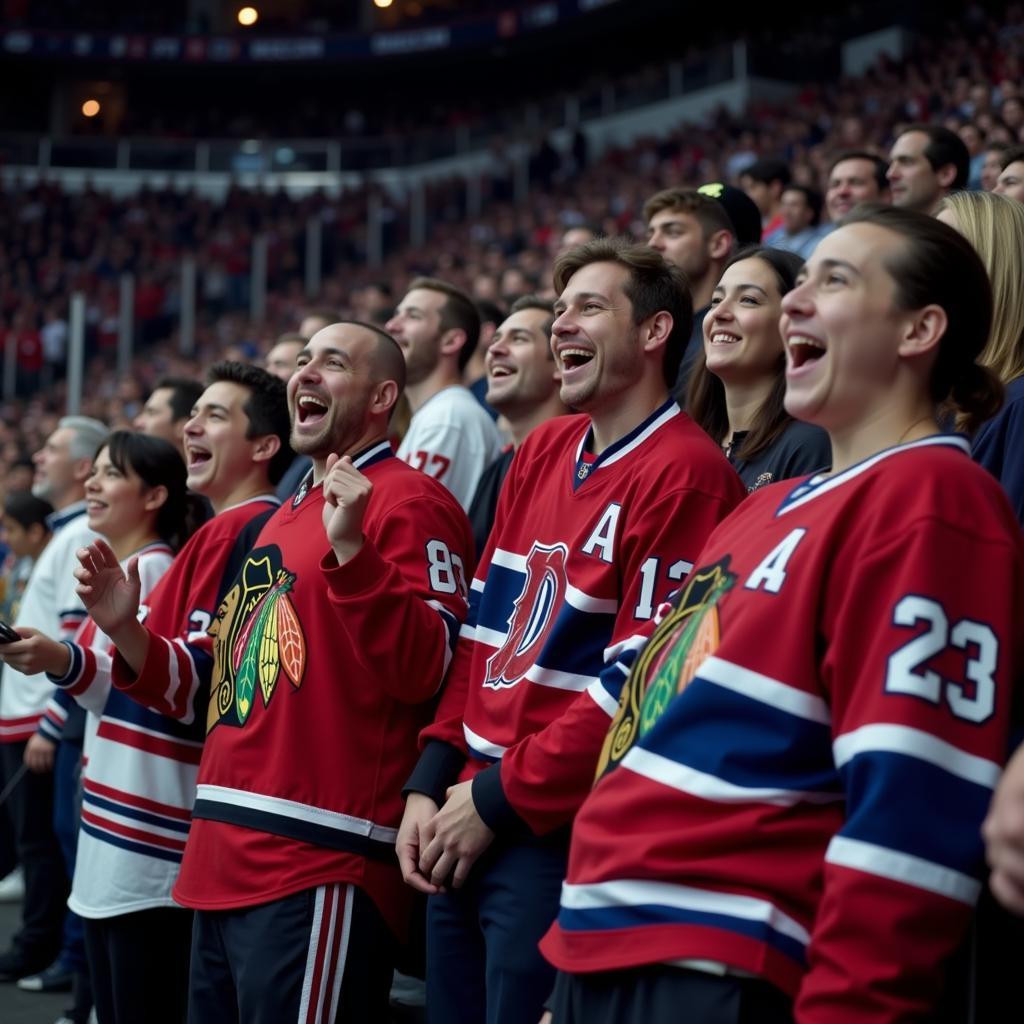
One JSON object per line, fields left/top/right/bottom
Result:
{"left": 596, "top": 558, "right": 735, "bottom": 778}
{"left": 484, "top": 542, "right": 568, "bottom": 690}
{"left": 207, "top": 546, "right": 307, "bottom": 732}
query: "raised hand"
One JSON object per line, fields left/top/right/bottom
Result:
{"left": 321, "top": 453, "right": 373, "bottom": 565}
{"left": 74, "top": 539, "right": 141, "bottom": 636}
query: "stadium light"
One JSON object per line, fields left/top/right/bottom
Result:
{"left": 81, "top": 99, "right": 101, "bottom": 118}
{"left": 237, "top": 6, "right": 259, "bottom": 26}
{"left": 373, "top": 0, "right": 394, "bottom": 8}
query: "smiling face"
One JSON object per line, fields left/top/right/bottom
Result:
{"left": 551, "top": 261, "right": 645, "bottom": 413}
{"left": 287, "top": 325, "right": 380, "bottom": 460}
{"left": 85, "top": 446, "right": 164, "bottom": 544}
{"left": 826, "top": 157, "right": 883, "bottom": 220}
{"left": 183, "top": 381, "right": 266, "bottom": 508}
{"left": 779, "top": 223, "right": 909, "bottom": 433}
{"left": 703, "top": 258, "right": 785, "bottom": 384}
{"left": 385, "top": 288, "right": 446, "bottom": 385}
{"left": 484, "top": 307, "right": 559, "bottom": 416}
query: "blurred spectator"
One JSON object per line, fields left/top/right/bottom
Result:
{"left": 938, "top": 189, "right": 1024, "bottom": 522}
{"left": 297, "top": 307, "right": 342, "bottom": 340}
{"left": 765, "top": 186, "right": 830, "bottom": 259}
{"left": 887, "top": 124, "right": 970, "bottom": 214}
{"left": 644, "top": 185, "right": 761, "bottom": 399}
{"left": 739, "top": 159, "right": 792, "bottom": 239}
{"left": 994, "top": 143, "right": 1024, "bottom": 200}
{"left": 264, "top": 333, "right": 306, "bottom": 383}
{"left": 980, "top": 140, "right": 1010, "bottom": 189}
{"left": 825, "top": 151, "right": 890, "bottom": 222}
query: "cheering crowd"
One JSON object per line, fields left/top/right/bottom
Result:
{"left": 0, "top": 9, "right": 1024, "bottom": 1024}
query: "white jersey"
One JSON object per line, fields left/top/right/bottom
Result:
{"left": 397, "top": 385, "right": 503, "bottom": 511}
{"left": 0, "top": 502, "right": 97, "bottom": 743}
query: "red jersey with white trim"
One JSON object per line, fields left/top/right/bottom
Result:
{"left": 158, "top": 443, "right": 473, "bottom": 936}
{"left": 541, "top": 436, "right": 1024, "bottom": 1024}
{"left": 419, "top": 399, "right": 744, "bottom": 835}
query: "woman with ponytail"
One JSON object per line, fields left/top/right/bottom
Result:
{"left": 938, "top": 189, "right": 1024, "bottom": 522}
{"left": 0, "top": 431, "right": 199, "bottom": 1024}
{"left": 539, "top": 205, "right": 1024, "bottom": 1024}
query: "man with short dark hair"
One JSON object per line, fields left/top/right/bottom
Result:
{"left": 643, "top": 185, "right": 761, "bottom": 398}
{"left": 80, "top": 325, "right": 474, "bottom": 1022}
{"left": 467, "top": 296, "right": 566, "bottom": 557}
{"left": 739, "top": 158, "right": 792, "bottom": 238}
{"left": 765, "top": 186, "right": 829, "bottom": 259}
{"left": 994, "top": 144, "right": 1024, "bottom": 202}
{"left": 387, "top": 278, "right": 503, "bottom": 510}
{"left": 264, "top": 333, "right": 306, "bottom": 383}
{"left": 398, "top": 239, "right": 744, "bottom": 1024}
{"left": 134, "top": 378, "right": 204, "bottom": 459}
{"left": 887, "top": 124, "right": 970, "bottom": 214}
{"left": 825, "top": 151, "right": 890, "bottom": 222}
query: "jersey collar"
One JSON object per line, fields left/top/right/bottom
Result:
{"left": 777, "top": 434, "right": 970, "bottom": 516}
{"left": 292, "top": 439, "right": 394, "bottom": 508}
{"left": 572, "top": 398, "right": 679, "bottom": 491}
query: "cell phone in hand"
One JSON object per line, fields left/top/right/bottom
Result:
{"left": 0, "top": 621, "right": 21, "bottom": 644}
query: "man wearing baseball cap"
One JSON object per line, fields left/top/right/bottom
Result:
{"left": 643, "top": 184, "right": 761, "bottom": 401}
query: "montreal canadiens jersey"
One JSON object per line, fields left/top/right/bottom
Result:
{"left": 417, "top": 399, "right": 745, "bottom": 836}
{"left": 541, "top": 436, "right": 1024, "bottom": 1024}
{"left": 62, "top": 498, "right": 279, "bottom": 917}
{"left": 397, "top": 384, "right": 504, "bottom": 511}
{"left": 153, "top": 443, "right": 473, "bottom": 936}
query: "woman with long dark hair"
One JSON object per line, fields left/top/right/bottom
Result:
{"left": 688, "top": 246, "right": 830, "bottom": 490}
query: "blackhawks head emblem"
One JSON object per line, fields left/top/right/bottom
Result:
{"left": 596, "top": 558, "right": 735, "bottom": 778}
{"left": 207, "top": 546, "right": 307, "bottom": 732}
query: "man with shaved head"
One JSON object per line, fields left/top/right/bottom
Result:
{"left": 84, "top": 321, "right": 475, "bottom": 1022}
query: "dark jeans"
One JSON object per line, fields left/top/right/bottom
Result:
{"left": 53, "top": 736, "right": 87, "bottom": 974}
{"left": 426, "top": 836, "right": 568, "bottom": 1024}
{"left": 0, "top": 740, "right": 67, "bottom": 967}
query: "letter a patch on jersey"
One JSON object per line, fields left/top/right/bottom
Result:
{"left": 485, "top": 542, "right": 569, "bottom": 690}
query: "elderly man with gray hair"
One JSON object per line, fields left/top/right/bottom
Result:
{"left": 0, "top": 415, "right": 106, "bottom": 1021}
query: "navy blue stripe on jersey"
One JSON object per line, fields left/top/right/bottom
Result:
{"left": 556, "top": 893, "right": 807, "bottom": 967}
{"left": 103, "top": 688, "right": 207, "bottom": 744}
{"left": 840, "top": 750, "right": 994, "bottom": 878}
{"left": 352, "top": 440, "right": 394, "bottom": 471}
{"left": 80, "top": 821, "right": 184, "bottom": 865}
{"left": 82, "top": 789, "right": 192, "bottom": 835}
{"left": 631, "top": 677, "right": 841, "bottom": 799}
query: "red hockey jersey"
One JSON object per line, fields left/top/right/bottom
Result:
{"left": 540, "top": 436, "right": 1024, "bottom": 1024}
{"left": 417, "top": 399, "right": 744, "bottom": 835}
{"left": 125, "top": 442, "right": 473, "bottom": 936}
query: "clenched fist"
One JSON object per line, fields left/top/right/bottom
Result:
{"left": 322, "top": 453, "right": 373, "bottom": 565}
